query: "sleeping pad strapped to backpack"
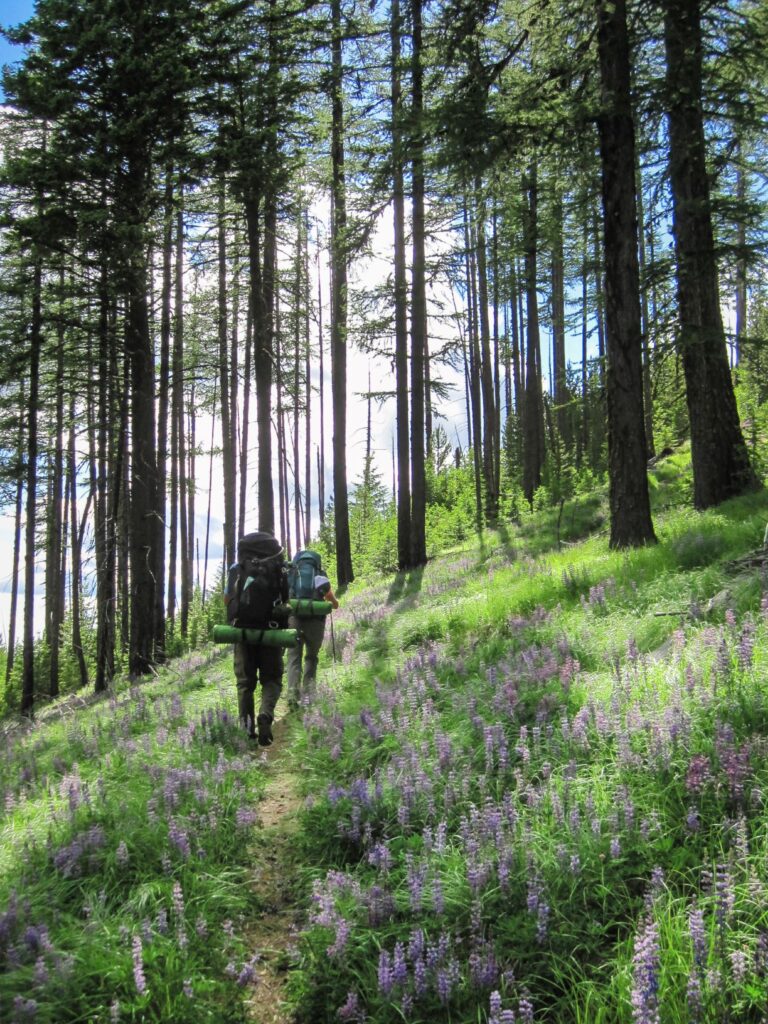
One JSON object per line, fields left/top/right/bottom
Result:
{"left": 227, "top": 532, "right": 289, "bottom": 629}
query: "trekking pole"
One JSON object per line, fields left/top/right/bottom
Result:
{"left": 330, "top": 613, "right": 337, "bottom": 663}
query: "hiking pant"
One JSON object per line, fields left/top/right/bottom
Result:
{"left": 233, "top": 641, "right": 283, "bottom": 734}
{"left": 286, "top": 614, "right": 326, "bottom": 705}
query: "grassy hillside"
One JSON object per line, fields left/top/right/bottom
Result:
{"left": 3, "top": 457, "right": 768, "bottom": 1022}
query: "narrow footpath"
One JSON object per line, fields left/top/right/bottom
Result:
{"left": 243, "top": 715, "right": 305, "bottom": 1024}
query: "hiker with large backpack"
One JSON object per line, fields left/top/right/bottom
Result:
{"left": 286, "top": 550, "right": 340, "bottom": 711}
{"left": 224, "top": 531, "right": 290, "bottom": 746}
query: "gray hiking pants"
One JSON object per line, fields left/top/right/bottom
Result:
{"left": 286, "top": 614, "right": 327, "bottom": 705}
{"left": 233, "top": 642, "right": 283, "bottom": 734}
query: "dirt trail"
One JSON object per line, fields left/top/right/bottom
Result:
{"left": 244, "top": 715, "right": 305, "bottom": 1024}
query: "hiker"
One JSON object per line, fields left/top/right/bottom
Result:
{"left": 286, "top": 550, "right": 340, "bottom": 711}
{"left": 224, "top": 531, "right": 290, "bottom": 746}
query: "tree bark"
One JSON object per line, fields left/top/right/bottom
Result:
{"left": 22, "top": 256, "right": 42, "bottom": 717}
{"left": 219, "top": 185, "right": 237, "bottom": 564}
{"left": 664, "top": 0, "right": 757, "bottom": 508}
{"left": 521, "top": 162, "right": 545, "bottom": 505}
{"left": 331, "top": 0, "right": 354, "bottom": 583}
{"left": 596, "top": 0, "right": 656, "bottom": 547}
{"left": 392, "top": 0, "right": 412, "bottom": 569}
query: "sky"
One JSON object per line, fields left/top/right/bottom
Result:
{"left": 0, "top": 0, "right": 31, "bottom": 99}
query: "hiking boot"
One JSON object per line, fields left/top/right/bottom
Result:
{"left": 256, "top": 714, "right": 273, "bottom": 747}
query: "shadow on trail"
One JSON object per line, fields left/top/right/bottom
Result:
{"left": 386, "top": 565, "right": 425, "bottom": 608}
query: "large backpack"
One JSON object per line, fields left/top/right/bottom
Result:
{"left": 287, "top": 550, "right": 323, "bottom": 600}
{"left": 227, "top": 532, "right": 289, "bottom": 628}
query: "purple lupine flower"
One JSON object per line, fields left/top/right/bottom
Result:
{"left": 730, "top": 949, "right": 748, "bottom": 984}
{"left": 685, "top": 755, "right": 712, "bottom": 794}
{"left": 183, "top": 979, "right": 193, "bottom": 998}
{"left": 715, "top": 864, "right": 735, "bottom": 928}
{"left": 172, "top": 882, "right": 185, "bottom": 919}
{"left": 393, "top": 942, "right": 408, "bottom": 986}
{"left": 237, "top": 955, "right": 259, "bottom": 987}
{"left": 195, "top": 916, "right": 208, "bottom": 938}
{"left": 132, "top": 935, "right": 147, "bottom": 995}
{"left": 12, "top": 996, "right": 38, "bottom": 1021}
{"left": 436, "top": 966, "right": 454, "bottom": 1004}
{"left": 686, "top": 967, "right": 702, "bottom": 1023}
{"left": 110, "top": 999, "right": 120, "bottom": 1022}
{"left": 686, "top": 808, "right": 700, "bottom": 833}
{"left": 327, "top": 918, "right": 351, "bottom": 958}
{"left": 378, "top": 949, "right": 394, "bottom": 997}
{"left": 33, "top": 956, "right": 48, "bottom": 986}
{"left": 337, "top": 990, "right": 363, "bottom": 1021}
{"left": 692, "top": 905, "right": 708, "bottom": 966}
{"left": 610, "top": 836, "right": 621, "bottom": 859}
{"left": 630, "top": 916, "right": 660, "bottom": 1024}
{"left": 413, "top": 957, "right": 428, "bottom": 996}
{"left": 116, "top": 841, "right": 129, "bottom": 866}
{"left": 432, "top": 876, "right": 445, "bottom": 915}
{"left": 517, "top": 996, "right": 534, "bottom": 1023}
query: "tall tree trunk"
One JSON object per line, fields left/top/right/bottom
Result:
{"left": 155, "top": 173, "right": 173, "bottom": 659}
{"left": 22, "top": 256, "right": 42, "bottom": 717}
{"left": 219, "top": 185, "right": 237, "bottom": 564}
{"left": 392, "top": 0, "right": 412, "bottom": 569}
{"left": 124, "top": 148, "right": 160, "bottom": 676}
{"left": 95, "top": 263, "right": 116, "bottom": 693}
{"left": 239, "top": 307, "right": 253, "bottom": 540}
{"left": 6, "top": 397, "right": 24, "bottom": 688}
{"left": 304, "top": 209, "right": 312, "bottom": 547}
{"left": 635, "top": 154, "right": 655, "bottom": 457}
{"left": 734, "top": 153, "right": 746, "bottom": 369}
{"left": 580, "top": 219, "right": 590, "bottom": 466}
{"left": 317, "top": 230, "right": 326, "bottom": 525}
{"left": 293, "top": 209, "right": 303, "bottom": 550}
{"left": 596, "top": 0, "right": 656, "bottom": 547}
{"left": 551, "top": 192, "right": 568, "bottom": 443}
{"left": 475, "top": 178, "right": 498, "bottom": 523}
{"left": 409, "top": 0, "right": 428, "bottom": 566}
{"left": 48, "top": 269, "right": 66, "bottom": 699}
{"left": 663, "top": 0, "right": 757, "bottom": 507}
{"left": 68, "top": 392, "right": 88, "bottom": 688}
{"left": 463, "top": 198, "right": 484, "bottom": 528}
{"left": 331, "top": 0, "right": 354, "bottom": 583}
{"left": 521, "top": 162, "right": 544, "bottom": 505}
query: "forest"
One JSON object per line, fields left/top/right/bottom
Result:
{"left": 0, "top": 0, "right": 767, "bottom": 770}
{"left": 3, "top": 3, "right": 768, "bottom": 1022}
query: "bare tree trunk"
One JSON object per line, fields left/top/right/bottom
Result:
{"left": 68, "top": 392, "right": 88, "bottom": 688}
{"left": 317, "top": 228, "right": 326, "bottom": 526}
{"left": 551, "top": 192, "right": 568, "bottom": 443}
{"left": 218, "top": 185, "right": 237, "bottom": 564}
{"left": 463, "top": 198, "right": 484, "bottom": 528}
{"left": 155, "top": 172, "right": 173, "bottom": 660}
{"left": 475, "top": 178, "right": 498, "bottom": 523}
{"left": 664, "top": 0, "right": 757, "bottom": 507}
{"left": 293, "top": 210, "right": 303, "bottom": 550}
{"left": 304, "top": 209, "right": 312, "bottom": 547}
{"left": 597, "top": 0, "right": 657, "bottom": 547}
{"left": 392, "top": 0, "right": 411, "bottom": 569}
{"left": 48, "top": 268, "right": 66, "bottom": 699}
{"left": 409, "top": 0, "right": 428, "bottom": 566}
{"left": 331, "top": 0, "right": 354, "bottom": 582}
{"left": 635, "top": 154, "right": 655, "bottom": 457}
{"left": 22, "top": 256, "right": 42, "bottom": 716}
{"left": 238, "top": 306, "right": 253, "bottom": 540}
{"left": 95, "top": 263, "right": 116, "bottom": 692}
{"left": 521, "top": 162, "right": 545, "bottom": 505}
{"left": 5, "top": 397, "right": 24, "bottom": 687}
